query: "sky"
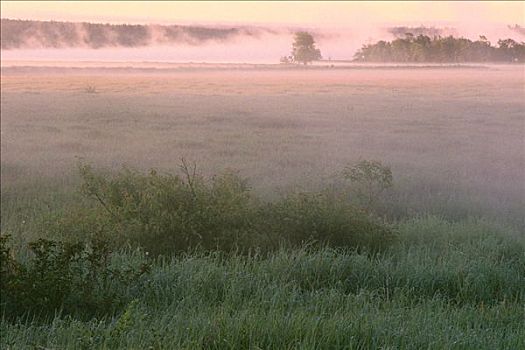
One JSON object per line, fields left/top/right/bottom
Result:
{"left": 2, "top": 1, "right": 524, "bottom": 27}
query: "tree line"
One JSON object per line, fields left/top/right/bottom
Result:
{"left": 353, "top": 34, "right": 525, "bottom": 63}
{"left": 1, "top": 18, "right": 257, "bottom": 49}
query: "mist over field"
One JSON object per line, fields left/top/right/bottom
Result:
{"left": 2, "top": 18, "right": 524, "bottom": 63}
{"left": 1, "top": 3, "right": 525, "bottom": 349}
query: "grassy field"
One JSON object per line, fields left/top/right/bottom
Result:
{"left": 1, "top": 65, "right": 524, "bottom": 348}
{"left": 2, "top": 217, "right": 524, "bottom": 349}
{"left": 2, "top": 67, "right": 524, "bottom": 225}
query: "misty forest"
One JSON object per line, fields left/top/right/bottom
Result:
{"left": 1, "top": 3, "right": 525, "bottom": 349}
{"left": 354, "top": 34, "right": 525, "bottom": 62}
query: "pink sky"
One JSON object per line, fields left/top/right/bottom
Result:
{"left": 2, "top": 1, "right": 524, "bottom": 27}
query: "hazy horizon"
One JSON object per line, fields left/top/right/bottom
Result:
{"left": 1, "top": 1, "right": 523, "bottom": 64}
{"left": 2, "top": 19, "right": 524, "bottom": 64}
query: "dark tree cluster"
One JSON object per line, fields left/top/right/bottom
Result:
{"left": 353, "top": 34, "right": 525, "bottom": 63}
{"left": 0, "top": 19, "right": 80, "bottom": 49}
{"left": 387, "top": 26, "right": 456, "bottom": 39}
{"left": 289, "top": 32, "right": 322, "bottom": 65}
{"left": 0, "top": 18, "right": 261, "bottom": 49}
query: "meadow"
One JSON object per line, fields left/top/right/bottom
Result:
{"left": 1, "top": 65, "right": 524, "bottom": 348}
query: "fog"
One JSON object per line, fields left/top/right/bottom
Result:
{"left": 2, "top": 18, "right": 524, "bottom": 64}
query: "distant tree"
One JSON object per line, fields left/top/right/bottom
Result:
{"left": 353, "top": 34, "right": 525, "bottom": 63}
{"left": 279, "top": 55, "right": 292, "bottom": 64}
{"left": 291, "top": 32, "right": 322, "bottom": 65}
{"left": 479, "top": 35, "right": 490, "bottom": 45}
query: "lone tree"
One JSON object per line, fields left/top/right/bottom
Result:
{"left": 291, "top": 32, "right": 322, "bottom": 65}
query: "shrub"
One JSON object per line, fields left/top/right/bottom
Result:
{"left": 261, "top": 191, "right": 394, "bottom": 252}
{"left": 0, "top": 235, "right": 149, "bottom": 321}
{"left": 77, "top": 161, "right": 258, "bottom": 255}
{"left": 39, "top": 161, "right": 395, "bottom": 257}
{"left": 0, "top": 235, "right": 18, "bottom": 293}
{"left": 343, "top": 160, "right": 393, "bottom": 211}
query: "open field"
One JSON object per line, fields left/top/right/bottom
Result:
{"left": 1, "top": 65, "right": 524, "bottom": 348}
{"left": 2, "top": 65, "right": 524, "bottom": 225}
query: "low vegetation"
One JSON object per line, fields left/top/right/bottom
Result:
{"left": 1, "top": 219, "right": 523, "bottom": 348}
{"left": 1, "top": 235, "right": 150, "bottom": 321}
{"left": 0, "top": 160, "right": 393, "bottom": 320}
{"left": 1, "top": 160, "right": 524, "bottom": 348}
{"left": 37, "top": 161, "right": 393, "bottom": 256}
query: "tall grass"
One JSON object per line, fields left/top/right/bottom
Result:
{"left": 1, "top": 164, "right": 524, "bottom": 348}
{"left": 1, "top": 216, "right": 524, "bottom": 349}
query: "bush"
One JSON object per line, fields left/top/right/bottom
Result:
{"left": 0, "top": 235, "right": 18, "bottom": 293}
{"left": 261, "top": 192, "right": 394, "bottom": 252}
{"left": 37, "top": 161, "right": 394, "bottom": 257}
{"left": 77, "top": 162, "right": 258, "bottom": 255}
{"left": 0, "top": 235, "right": 149, "bottom": 321}
{"left": 343, "top": 160, "right": 393, "bottom": 211}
